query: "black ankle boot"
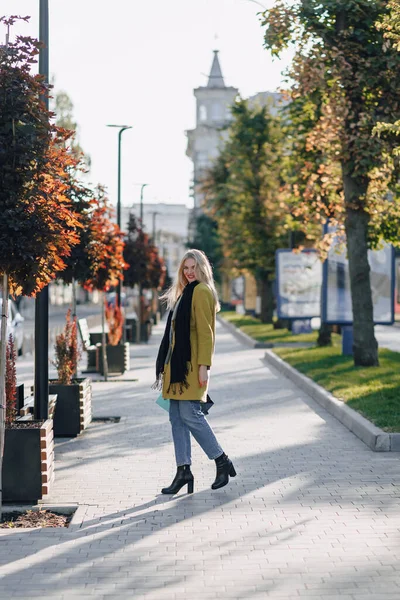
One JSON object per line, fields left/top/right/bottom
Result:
{"left": 161, "top": 465, "right": 194, "bottom": 494}
{"left": 211, "top": 453, "right": 236, "bottom": 490}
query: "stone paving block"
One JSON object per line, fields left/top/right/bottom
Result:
{"left": 1, "top": 321, "right": 400, "bottom": 598}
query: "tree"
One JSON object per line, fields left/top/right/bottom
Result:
{"left": 58, "top": 179, "right": 99, "bottom": 292}
{"left": 53, "top": 89, "right": 91, "bottom": 167}
{"left": 187, "top": 213, "right": 224, "bottom": 284}
{"left": 203, "top": 99, "right": 288, "bottom": 322}
{"left": 53, "top": 85, "right": 94, "bottom": 314}
{"left": 377, "top": 0, "right": 400, "bottom": 50}
{"left": 123, "top": 214, "right": 166, "bottom": 292}
{"left": 263, "top": 0, "right": 400, "bottom": 366}
{"left": 374, "top": 1, "right": 400, "bottom": 154}
{"left": 0, "top": 23, "right": 81, "bottom": 297}
{"left": 0, "top": 18, "right": 82, "bottom": 517}
{"left": 80, "top": 188, "right": 127, "bottom": 380}
{"left": 82, "top": 187, "right": 127, "bottom": 294}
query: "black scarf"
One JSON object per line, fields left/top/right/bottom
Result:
{"left": 154, "top": 280, "right": 199, "bottom": 395}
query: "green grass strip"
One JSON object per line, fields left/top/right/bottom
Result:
{"left": 221, "top": 311, "right": 400, "bottom": 432}
{"left": 274, "top": 344, "right": 400, "bottom": 432}
{"left": 221, "top": 310, "right": 319, "bottom": 344}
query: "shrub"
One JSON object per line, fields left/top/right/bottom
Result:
{"left": 53, "top": 310, "right": 81, "bottom": 385}
{"left": 105, "top": 302, "right": 123, "bottom": 346}
{"left": 5, "top": 334, "right": 16, "bottom": 426}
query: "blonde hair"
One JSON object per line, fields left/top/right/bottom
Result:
{"left": 160, "top": 249, "right": 220, "bottom": 311}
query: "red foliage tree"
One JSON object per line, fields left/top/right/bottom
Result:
{"left": 123, "top": 214, "right": 166, "bottom": 290}
{"left": 83, "top": 187, "right": 127, "bottom": 293}
{"left": 0, "top": 18, "right": 83, "bottom": 506}
{"left": 0, "top": 18, "right": 82, "bottom": 297}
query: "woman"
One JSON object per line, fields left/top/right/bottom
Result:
{"left": 154, "top": 249, "right": 236, "bottom": 494}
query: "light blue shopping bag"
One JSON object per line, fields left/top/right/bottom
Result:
{"left": 156, "top": 394, "right": 170, "bottom": 412}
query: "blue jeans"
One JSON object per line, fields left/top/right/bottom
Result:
{"left": 169, "top": 400, "right": 223, "bottom": 466}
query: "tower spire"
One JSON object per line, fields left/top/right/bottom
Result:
{"left": 207, "top": 50, "right": 225, "bottom": 88}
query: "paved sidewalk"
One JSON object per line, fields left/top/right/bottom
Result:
{"left": 1, "top": 320, "right": 400, "bottom": 599}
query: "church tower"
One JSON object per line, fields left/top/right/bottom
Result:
{"left": 186, "top": 51, "right": 238, "bottom": 209}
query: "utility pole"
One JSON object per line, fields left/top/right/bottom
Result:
{"left": 139, "top": 183, "right": 148, "bottom": 227}
{"left": 151, "top": 211, "right": 159, "bottom": 244}
{"left": 34, "top": 0, "right": 49, "bottom": 420}
{"left": 107, "top": 124, "right": 132, "bottom": 307}
{"left": 138, "top": 184, "right": 148, "bottom": 341}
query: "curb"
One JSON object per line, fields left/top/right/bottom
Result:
{"left": 263, "top": 350, "right": 400, "bottom": 452}
{"left": 217, "top": 315, "right": 273, "bottom": 349}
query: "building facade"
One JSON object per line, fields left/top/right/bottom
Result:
{"left": 122, "top": 203, "right": 190, "bottom": 277}
{"left": 186, "top": 51, "right": 238, "bottom": 210}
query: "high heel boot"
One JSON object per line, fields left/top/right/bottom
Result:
{"left": 161, "top": 465, "right": 194, "bottom": 494}
{"left": 211, "top": 453, "right": 236, "bottom": 490}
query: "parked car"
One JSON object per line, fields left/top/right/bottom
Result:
{"left": 0, "top": 297, "right": 25, "bottom": 356}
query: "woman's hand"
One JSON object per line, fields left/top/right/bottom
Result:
{"left": 198, "top": 365, "right": 209, "bottom": 387}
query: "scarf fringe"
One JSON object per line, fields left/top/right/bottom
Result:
{"left": 167, "top": 379, "right": 190, "bottom": 396}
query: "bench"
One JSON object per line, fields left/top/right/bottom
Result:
{"left": 19, "top": 394, "right": 57, "bottom": 420}
{"left": 78, "top": 318, "right": 98, "bottom": 372}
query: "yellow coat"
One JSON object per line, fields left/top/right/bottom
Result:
{"left": 162, "top": 283, "right": 216, "bottom": 401}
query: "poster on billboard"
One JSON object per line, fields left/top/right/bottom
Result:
{"left": 276, "top": 250, "right": 322, "bottom": 320}
{"left": 322, "top": 237, "right": 394, "bottom": 325}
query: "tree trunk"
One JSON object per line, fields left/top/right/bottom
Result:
{"left": 136, "top": 285, "right": 141, "bottom": 344}
{"left": 72, "top": 277, "right": 78, "bottom": 379}
{"left": 343, "top": 175, "right": 378, "bottom": 366}
{"left": 259, "top": 277, "right": 274, "bottom": 324}
{"left": 101, "top": 292, "right": 108, "bottom": 381}
{"left": 72, "top": 277, "right": 77, "bottom": 318}
{"left": 317, "top": 280, "right": 332, "bottom": 346}
{"left": 0, "top": 273, "right": 9, "bottom": 520}
{"left": 317, "top": 322, "right": 332, "bottom": 347}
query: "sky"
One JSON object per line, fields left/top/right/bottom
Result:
{"left": 2, "top": 0, "right": 294, "bottom": 210}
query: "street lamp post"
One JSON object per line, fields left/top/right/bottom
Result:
{"left": 152, "top": 211, "right": 159, "bottom": 243}
{"left": 138, "top": 184, "right": 148, "bottom": 342}
{"left": 34, "top": 0, "right": 49, "bottom": 421}
{"left": 139, "top": 183, "right": 148, "bottom": 227}
{"left": 107, "top": 124, "right": 132, "bottom": 307}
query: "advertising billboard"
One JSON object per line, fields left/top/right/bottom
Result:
{"left": 276, "top": 250, "right": 322, "bottom": 320}
{"left": 322, "top": 238, "right": 394, "bottom": 325}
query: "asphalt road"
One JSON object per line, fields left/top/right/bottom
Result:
{"left": 20, "top": 300, "right": 103, "bottom": 336}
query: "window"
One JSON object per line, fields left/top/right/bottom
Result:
{"left": 211, "top": 102, "right": 223, "bottom": 121}
{"left": 197, "top": 151, "right": 209, "bottom": 168}
{"left": 199, "top": 105, "right": 207, "bottom": 122}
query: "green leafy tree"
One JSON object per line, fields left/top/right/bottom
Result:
{"left": 53, "top": 89, "right": 91, "bottom": 167}
{"left": 187, "top": 213, "right": 224, "bottom": 284}
{"left": 374, "top": 1, "right": 400, "bottom": 153}
{"left": 377, "top": 0, "right": 400, "bottom": 50}
{"left": 203, "top": 99, "right": 288, "bottom": 322}
{"left": 263, "top": 0, "right": 400, "bottom": 366}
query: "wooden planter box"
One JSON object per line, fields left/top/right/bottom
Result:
{"left": 2, "top": 419, "right": 54, "bottom": 503}
{"left": 97, "top": 342, "right": 130, "bottom": 375}
{"left": 49, "top": 378, "right": 92, "bottom": 437}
